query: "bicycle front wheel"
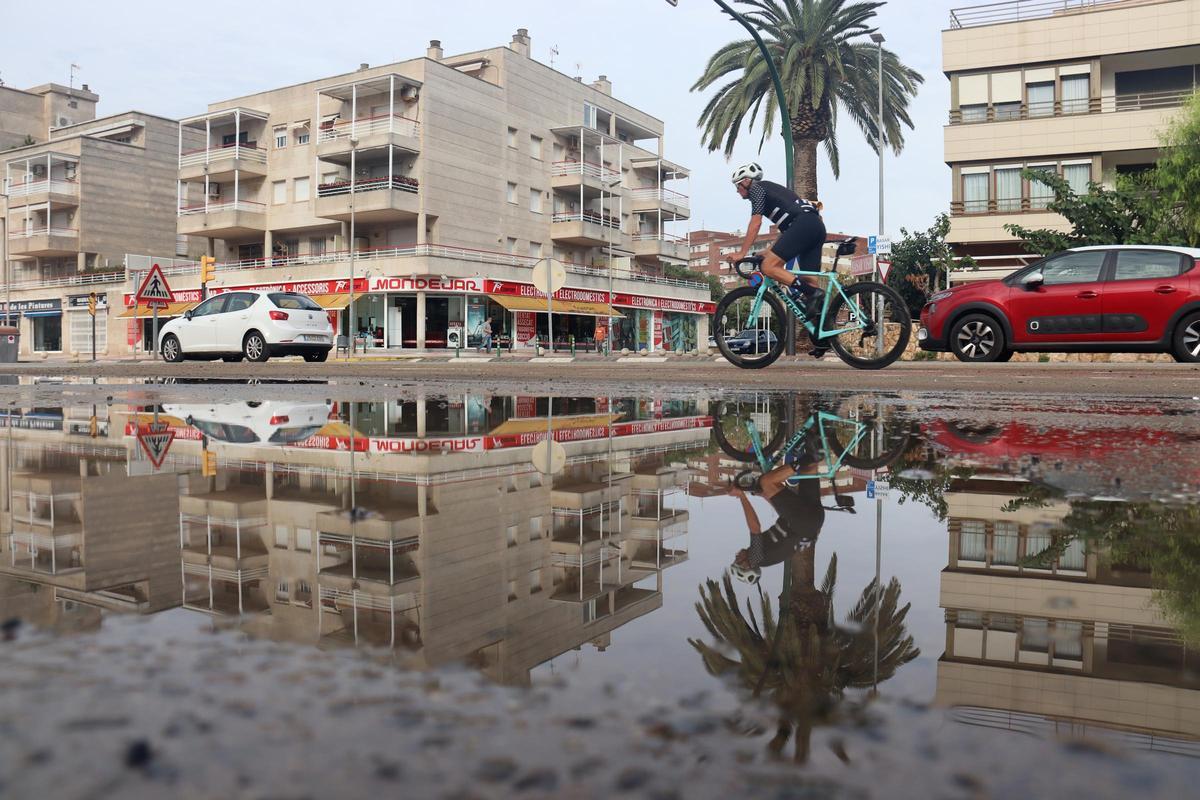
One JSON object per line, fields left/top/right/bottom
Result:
{"left": 713, "top": 286, "right": 789, "bottom": 369}
{"left": 826, "top": 282, "right": 912, "bottom": 370}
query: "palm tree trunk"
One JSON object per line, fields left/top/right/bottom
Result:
{"left": 792, "top": 138, "right": 820, "bottom": 200}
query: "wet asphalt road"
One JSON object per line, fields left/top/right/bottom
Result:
{"left": 2, "top": 357, "right": 1198, "bottom": 398}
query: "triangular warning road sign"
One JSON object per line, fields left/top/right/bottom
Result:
{"left": 137, "top": 423, "right": 175, "bottom": 469}
{"left": 877, "top": 258, "right": 892, "bottom": 282}
{"left": 137, "top": 263, "right": 174, "bottom": 307}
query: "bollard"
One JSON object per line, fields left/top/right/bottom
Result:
{"left": 569, "top": 335, "right": 575, "bottom": 356}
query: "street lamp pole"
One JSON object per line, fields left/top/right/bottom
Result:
{"left": 871, "top": 32, "right": 886, "bottom": 357}
{"left": 0, "top": 191, "right": 8, "bottom": 326}
{"left": 346, "top": 138, "right": 359, "bottom": 359}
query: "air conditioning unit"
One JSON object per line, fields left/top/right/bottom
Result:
{"left": 31, "top": 164, "right": 46, "bottom": 176}
{"left": 208, "top": 183, "right": 222, "bottom": 198}
{"left": 58, "top": 117, "right": 70, "bottom": 127}
{"left": 400, "top": 85, "right": 419, "bottom": 102}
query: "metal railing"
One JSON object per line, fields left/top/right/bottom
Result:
{"left": 951, "top": 196, "right": 1056, "bottom": 215}
{"left": 7, "top": 226, "right": 78, "bottom": 239}
{"left": 630, "top": 187, "right": 690, "bottom": 209}
{"left": 949, "top": 89, "right": 1195, "bottom": 124}
{"left": 177, "top": 200, "right": 266, "bottom": 216}
{"left": 317, "top": 114, "right": 420, "bottom": 143}
{"left": 178, "top": 142, "right": 267, "bottom": 168}
{"left": 6, "top": 270, "right": 124, "bottom": 291}
{"left": 948, "top": 0, "right": 1153, "bottom": 29}
{"left": 4, "top": 178, "right": 79, "bottom": 198}
{"left": 634, "top": 232, "right": 688, "bottom": 244}
{"left": 316, "top": 175, "right": 419, "bottom": 197}
{"left": 552, "top": 210, "right": 622, "bottom": 229}
{"left": 551, "top": 159, "right": 621, "bottom": 182}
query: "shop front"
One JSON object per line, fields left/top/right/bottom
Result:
{"left": 610, "top": 293, "right": 712, "bottom": 353}
{"left": 484, "top": 281, "right": 621, "bottom": 352}
{"left": 0, "top": 298, "right": 64, "bottom": 353}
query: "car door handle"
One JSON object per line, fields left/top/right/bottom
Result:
{"left": 1155, "top": 285, "right": 1177, "bottom": 294}
{"left": 1077, "top": 291, "right": 1098, "bottom": 299}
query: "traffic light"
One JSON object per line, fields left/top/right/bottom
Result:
{"left": 87, "top": 292, "right": 97, "bottom": 316}
{"left": 201, "top": 450, "right": 217, "bottom": 477}
{"left": 200, "top": 255, "right": 216, "bottom": 284}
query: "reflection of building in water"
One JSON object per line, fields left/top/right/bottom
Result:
{"left": 936, "top": 476, "right": 1200, "bottom": 754}
{"left": 0, "top": 409, "right": 182, "bottom": 617}
{"left": 152, "top": 395, "right": 706, "bottom": 685}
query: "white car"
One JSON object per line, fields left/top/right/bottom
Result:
{"left": 158, "top": 290, "right": 334, "bottom": 363}
{"left": 163, "top": 400, "right": 334, "bottom": 445}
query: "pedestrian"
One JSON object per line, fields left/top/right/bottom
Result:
{"left": 480, "top": 317, "right": 494, "bottom": 354}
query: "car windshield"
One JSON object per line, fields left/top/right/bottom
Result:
{"left": 269, "top": 293, "right": 323, "bottom": 311}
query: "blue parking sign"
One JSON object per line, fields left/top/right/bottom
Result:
{"left": 867, "top": 480, "right": 876, "bottom": 499}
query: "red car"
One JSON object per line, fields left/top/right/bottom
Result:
{"left": 918, "top": 245, "right": 1200, "bottom": 363}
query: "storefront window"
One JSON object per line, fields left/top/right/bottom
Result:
{"left": 613, "top": 309, "right": 653, "bottom": 352}
{"left": 661, "top": 312, "right": 696, "bottom": 352}
{"left": 32, "top": 316, "right": 62, "bottom": 352}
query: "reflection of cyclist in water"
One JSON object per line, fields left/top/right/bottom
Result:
{"left": 728, "top": 458, "right": 825, "bottom": 585}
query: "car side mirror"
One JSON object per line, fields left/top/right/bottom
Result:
{"left": 184, "top": 310, "right": 194, "bottom": 320}
{"left": 1021, "top": 270, "right": 1044, "bottom": 290}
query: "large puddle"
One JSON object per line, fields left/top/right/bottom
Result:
{"left": 1, "top": 387, "right": 1199, "bottom": 795}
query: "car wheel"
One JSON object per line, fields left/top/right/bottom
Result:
{"left": 161, "top": 335, "right": 184, "bottom": 363}
{"left": 949, "top": 313, "right": 1007, "bottom": 363}
{"left": 304, "top": 350, "right": 329, "bottom": 363}
{"left": 222, "top": 355, "right": 244, "bottom": 363}
{"left": 243, "top": 331, "right": 270, "bottom": 362}
{"left": 1171, "top": 311, "right": 1200, "bottom": 363}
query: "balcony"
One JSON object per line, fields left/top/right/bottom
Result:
{"left": 948, "top": 89, "right": 1193, "bottom": 125}
{"left": 7, "top": 227, "right": 79, "bottom": 257}
{"left": 551, "top": 210, "right": 622, "bottom": 246}
{"left": 550, "top": 160, "right": 622, "bottom": 194}
{"left": 7, "top": 531, "right": 84, "bottom": 576}
{"left": 314, "top": 175, "right": 419, "bottom": 222}
{"left": 633, "top": 233, "right": 688, "bottom": 262}
{"left": 948, "top": 0, "right": 1154, "bottom": 30}
{"left": 630, "top": 187, "right": 690, "bottom": 218}
{"left": 178, "top": 142, "right": 268, "bottom": 182}
{"left": 4, "top": 178, "right": 79, "bottom": 208}
{"left": 176, "top": 200, "right": 267, "bottom": 237}
{"left": 317, "top": 115, "right": 421, "bottom": 160}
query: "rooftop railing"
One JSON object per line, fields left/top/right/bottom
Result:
{"left": 948, "top": 0, "right": 1153, "bottom": 29}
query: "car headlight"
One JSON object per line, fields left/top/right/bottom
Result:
{"left": 929, "top": 291, "right": 953, "bottom": 302}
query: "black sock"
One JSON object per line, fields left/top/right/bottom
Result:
{"left": 790, "top": 281, "right": 819, "bottom": 298}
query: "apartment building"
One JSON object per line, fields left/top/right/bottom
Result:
{"left": 0, "top": 82, "right": 98, "bottom": 150}
{"left": 1, "top": 91, "right": 195, "bottom": 356}
{"left": 141, "top": 29, "right": 707, "bottom": 356}
{"left": 689, "top": 227, "right": 868, "bottom": 287}
{"left": 943, "top": 0, "right": 1200, "bottom": 281}
{"left": 935, "top": 477, "right": 1200, "bottom": 751}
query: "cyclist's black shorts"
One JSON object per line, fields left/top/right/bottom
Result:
{"left": 770, "top": 210, "right": 826, "bottom": 270}
{"left": 765, "top": 479, "right": 824, "bottom": 542}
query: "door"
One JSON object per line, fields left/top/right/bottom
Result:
{"left": 1007, "top": 250, "right": 1109, "bottom": 346}
{"left": 388, "top": 300, "right": 403, "bottom": 348}
{"left": 178, "top": 295, "right": 227, "bottom": 352}
{"left": 217, "top": 292, "right": 257, "bottom": 352}
{"left": 1101, "top": 249, "right": 1194, "bottom": 342}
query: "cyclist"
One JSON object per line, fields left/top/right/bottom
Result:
{"left": 727, "top": 443, "right": 826, "bottom": 585}
{"left": 727, "top": 163, "right": 830, "bottom": 358}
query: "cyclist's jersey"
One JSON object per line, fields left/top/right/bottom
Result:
{"left": 746, "top": 180, "right": 818, "bottom": 232}
{"left": 745, "top": 480, "right": 825, "bottom": 569}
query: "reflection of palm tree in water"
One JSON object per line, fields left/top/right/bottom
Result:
{"left": 691, "top": 474, "right": 919, "bottom": 762}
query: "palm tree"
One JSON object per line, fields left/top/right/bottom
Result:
{"left": 690, "top": 552, "right": 919, "bottom": 762}
{"left": 693, "top": 0, "right": 924, "bottom": 199}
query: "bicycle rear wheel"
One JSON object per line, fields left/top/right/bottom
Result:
{"left": 713, "top": 287, "right": 789, "bottom": 369}
{"left": 826, "top": 282, "right": 911, "bottom": 370}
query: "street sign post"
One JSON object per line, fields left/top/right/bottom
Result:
{"left": 136, "top": 264, "right": 173, "bottom": 361}
{"left": 136, "top": 422, "right": 175, "bottom": 470}
{"left": 531, "top": 259, "right": 566, "bottom": 354}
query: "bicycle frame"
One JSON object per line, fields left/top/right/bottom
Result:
{"left": 744, "top": 266, "right": 871, "bottom": 341}
{"left": 744, "top": 411, "right": 869, "bottom": 485}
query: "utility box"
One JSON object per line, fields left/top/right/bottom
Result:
{"left": 0, "top": 325, "right": 19, "bottom": 362}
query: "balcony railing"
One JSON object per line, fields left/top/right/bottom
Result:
{"left": 630, "top": 187, "right": 690, "bottom": 209}
{"left": 553, "top": 210, "right": 622, "bottom": 229}
{"left": 948, "top": 89, "right": 1195, "bottom": 124}
{"left": 317, "top": 114, "right": 420, "bottom": 143}
{"left": 551, "top": 159, "right": 621, "bottom": 182}
{"left": 948, "top": 0, "right": 1144, "bottom": 29}
{"left": 177, "top": 200, "right": 266, "bottom": 216}
{"left": 316, "top": 175, "right": 418, "bottom": 197}
{"left": 4, "top": 178, "right": 79, "bottom": 198}
{"left": 634, "top": 232, "right": 688, "bottom": 244}
{"left": 950, "top": 197, "right": 1055, "bottom": 215}
{"left": 178, "top": 142, "right": 267, "bottom": 168}
{"left": 8, "top": 226, "right": 78, "bottom": 239}
{"left": 6, "top": 270, "right": 123, "bottom": 292}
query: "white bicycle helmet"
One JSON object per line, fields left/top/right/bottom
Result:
{"left": 730, "top": 562, "right": 762, "bottom": 585}
{"left": 731, "top": 162, "right": 764, "bottom": 184}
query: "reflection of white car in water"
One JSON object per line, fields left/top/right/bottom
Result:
{"left": 163, "top": 401, "right": 334, "bottom": 445}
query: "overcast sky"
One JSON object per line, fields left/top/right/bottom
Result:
{"left": 4, "top": 0, "right": 963, "bottom": 240}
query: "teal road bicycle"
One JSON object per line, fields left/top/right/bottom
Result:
{"left": 713, "top": 239, "right": 911, "bottom": 370}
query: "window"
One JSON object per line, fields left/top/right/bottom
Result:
{"left": 296, "top": 528, "right": 312, "bottom": 552}
{"left": 1026, "top": 81, "right": 1054, "bottom": 117}
{"left": 994, "top": 102, "right": 1021, "bottom": 121}
{"left": 959, "top": 519, "right": 986, "bottom": 561}
{"left": 295, "top": 124, "right": 310, "bottom": 145}
{"left": 506, "top": 182, "right": 517, "bottom": 204}
{"left": 507, "top": 579, "right": 518, "bottom": 602}
{"left": 994, "top": 167, "right": 1022, "bottom": 212}
{"left": 1039, "top": 251, "right": 1106, "bottom": 285}
{"left": 529, "top": 188, "right": 542, "bottom": 213}
{"left": 530, "top": 516, "right": 542, "bottom": 540}
{"left": 190, "top": 295, "right": 227, "bottom": 317}
{"left": 276, "top": 580, "right": 289, "bottom": 601}
{"left": 274, "top": 126, "right": 287, "bottom": 148}
{"left": 993, "top": 521, "right": 1019, "bottom": 566}
{"left": 294, "top": 177, "right": 310, "bottom": 202}
{"left": 506, "top": 524, "right": 518, "bottom": 547}
{"left": 272, "top": 180, "right": 287, "bottom": 204}
{"left": 1060, "top": 75, "right": 1089, "bottom": 114}
{"left": 295, "top": 580, "right": 312, "bottom": 605}
{"left": 1114, "top": 250, "right": 1185, "bottom": 281}
{"left": 309, "top": 236, "right": 326, "bottom": 257}
{"left": 583, "top": 102, "right": 599, "bottom": 130}
{"left": 528, "top": 241, "right": 542, "bottom": 258}
{"left": 529, "top": 568, "right": 542, "bottom": 594}
{"left": 274, "top": 525, "right": 289, "bottom": 548}
{"left": 507, "top": 127, "right": 518, "bottom": 148}
{"left": 224, "top": 293, "right": 255, "bottom": 313}
{"left": 962, "top": 172, "right": 989, "bottom": 213}
{"left": 1059, "top": 538, "right": 1087, "bottom": 571}
{"left": 960, "top": 103, "right": 987, "bottom": 122}
{"left": 1062, "top": 163, "right": 1091, "bottom": 196}
{"left": 530, "top": 135, "right": 542, "bottom": 160}
{"left": 1027, "top": 166, "right": 1055, "bottom": 209}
